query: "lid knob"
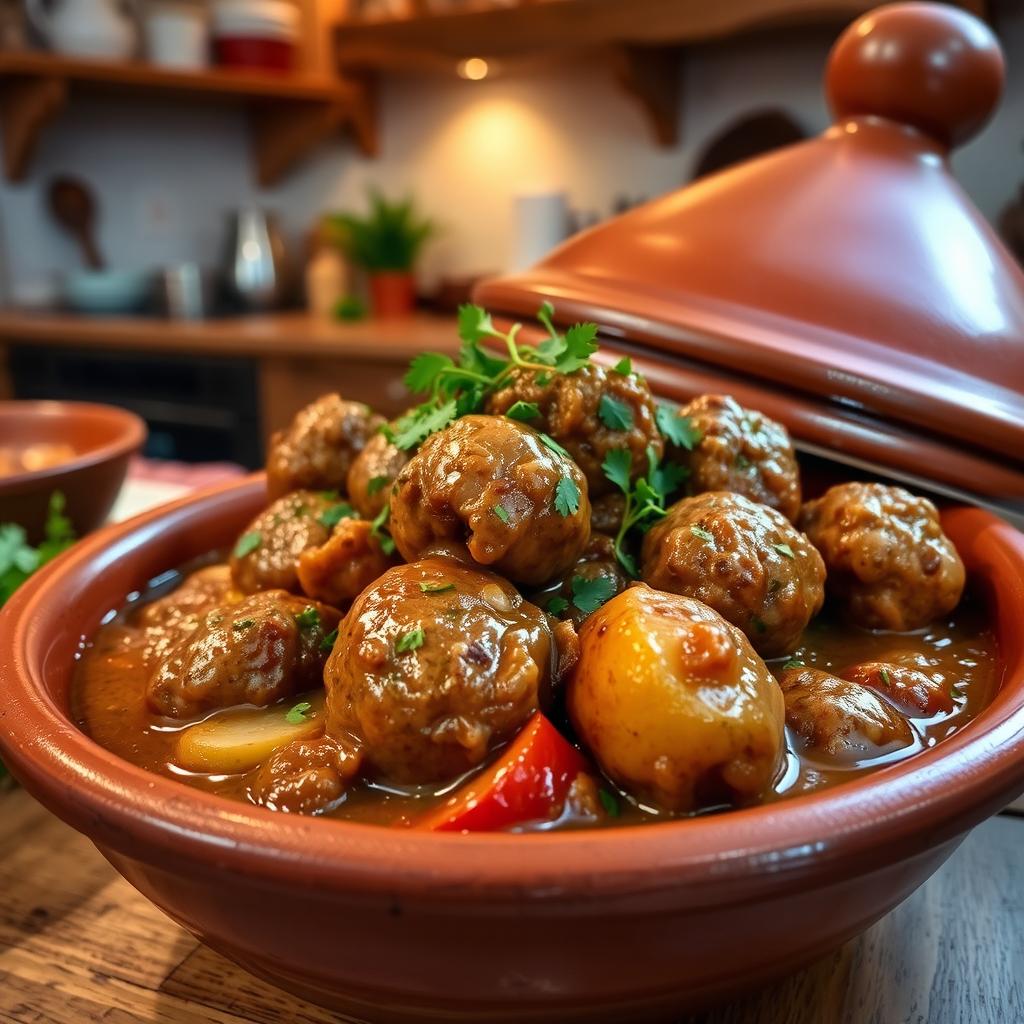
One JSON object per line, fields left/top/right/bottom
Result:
{"left": 826, "top": 2, "right": 1004, "bottom": 148}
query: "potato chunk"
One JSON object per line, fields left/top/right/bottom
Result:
{"left": 567, "top": 585, "right": 785, "bottom": 812}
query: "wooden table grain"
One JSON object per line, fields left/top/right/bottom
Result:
{"left": 0, "top": 786, "right": 1021, "bottom": 1024}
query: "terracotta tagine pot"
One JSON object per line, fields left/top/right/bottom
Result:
{"left": 1, "top": 5, "right": 1023, "bottom": 1024}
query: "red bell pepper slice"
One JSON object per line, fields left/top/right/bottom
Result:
{"left": 418, "top": 711, "right": 588, "bottom": 832}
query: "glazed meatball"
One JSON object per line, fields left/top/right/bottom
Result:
{"left": 266, "top": 394, "right": 384, "bottom": 500}
{"left": 136, "top": 564, "right": 238, "bottom": 630}
{"left": 591, "top": 492, "right": 626, "bottom": 535}
{"left": 389, "top": 415, "right": 591, "bottom": 587}
{"left": 799, "top": 482, "right": 965, "bottom": 631}
{"left": 297, "top": 517, "right": 400, "bottom": 607}
{"left": 251, "top": 735, "right": 363, "bottom": 815}
{"left": 346, "top": 431, "right": 408, "bottom": 519}
{"left": 780, "top": 667, "right": 916, "bottom": 763}
{"left": 840, "top": 662, "right": 953, "bottom": 718}
{"left": 230, "top": 490, "right": 338, "bottom": 595}
{"left": 531, "top": 533, "right": 630, "bottom": 627}
{"left": 641, "top": 491, "right": 825, "bottom": 656}
{"left": 325, "top": 558, "right": 553, "bottom": 784}
{"left": 666, "top": 395, "right": 801, "bottom": 522}
{"left": 485, "top": 365, "right": 663, "bottom": 496}
{"left": 568, "top": 585, "right": 785, "bottom": 812}
{"left": 147, "top": 591, "right": 340, "bottom": 718}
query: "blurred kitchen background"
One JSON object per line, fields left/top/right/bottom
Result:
{"left": 0, "top": 0, "right": 1021, "bottom": 476}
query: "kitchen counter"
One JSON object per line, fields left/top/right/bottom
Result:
{"left": 0, "top": 785, "right": 1020, "bottom": 1024}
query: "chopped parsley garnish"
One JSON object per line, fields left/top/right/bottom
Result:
{"left": 554, "top": 476, "right": 581, "bottom": 517}
{"left": 231, "top": 618, "right": 255, "bottom": 632}
{"left": 396, "top": 627, "right": 425, "bottom": 653}
{"left": 598, "top": 393, "right": 634, "bottom": 431}
{"left": 369, "top": 502, "right": 396, "bottom": 555}
{"left": 319, "top": 490, "right": 341, "bottom": 501}
{"left": 598, "top": 788, "right": 621, "bottom": 817}
{"left": 691, "top": 525, "right": 715, "bottom": 543}
{"left": 493, "top": 503, "right": 511, "bottom": 525}
{"left": 320, "top": 627, "right": 339, "bottom": 652}
{"left": 318, "top": 502, "right": 357, "bottom": 529}
{"left": 612, "top": 357, "right": 632, "bottom": 376}
{"left": 505, "top": 400, "right": 541, "bottom": 421}
{"left": 233, "top": 530, "right": 261, "bottom": 559}
{"left": 295, "top": 606, "right": 321, "bottom": 630}
{"left": 367, "top": 475, "right": 390, "bottom": 496}
{"left": 570, "top": 574, "right": 616, "bottom": 615}
{"left": 539, "top": 432, "right": 571, "bottom": 460}
{"left": 419, "top": 581, "right": 455, "bottom": 594}
{"left": 773, "top": 543, "right": 796, "bottom": 559}
{"left": 285, "top": 701, "right": 313, "bottom": 725}
{"left": 546, "top": 596, "right": 570, "bottom": 616}
{"left": 879, "top": 667, "right": 892, "bottom": 688}
{"left": 783, "top": 657, "right": 805, "bottom": 670}
{"left": 655, "top": 404, "right": 702, "bottom": 450}
{"left": 736, "top": 453, "right": 752, "bottom": 470}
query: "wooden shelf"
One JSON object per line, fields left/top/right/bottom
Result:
{"left": 0, "top": 51, "right": 377, "bottom": 185}
{"left": 335, "top": 0, "right": 987, "bottom": 148}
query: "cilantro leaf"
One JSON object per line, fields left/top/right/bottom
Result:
{"left": 321, "top": 627, "right": 339, "bottom": 652}
{"left": 295, "top": 606, "right": 321, "bottom": 630}
{"left": 691, "top": 525, "right": 714, "bottom": 543}
{"left": 419, "top": 581, "right": 455, "bottom": 594}
{"left": 546, "top": 596, "right": 570, "bottom": 616}
{"left": 370, "top": 502, "right": 396, "bottom": 555}
{"left": 879, "top": 667, "right": 892, "bottom": 688}
{"left": 773, "top": 543, "right": 796, "bottom": 559}
{"left": 598, "top": 788, "right": 621, "bottom": 817}
{"left": 656, "top": 404, "right": 702, "bottom": 450}
{"left": 556, "top": 323, "right": 599, "bottom": 374}
{"left": 649, "top": 460, "right": 687, "bottom": 503}
{"left": 367, "top": 475, "right": 389, "bottom": 496}
{"left": 457, "top": 303, "right": 497, "bottom": 343}
{"left": 493, "top": 503, "right": 511, "bottom": 525}
{"left": 318, "top": 502, "right": 357, "bottom": 529}
{"left": 570, "top": 574, "right": 616, "bottom": 615}
{"left": 404, "top": 352, "right": 454, "bottom": 395}
{"left": 539, "top": 433, "right": 571, "bottom": 460}
{"left": 391, "top": 399, "right": 458, "bottom": 450}
{"left": 783, "top": 657, "right": 805, "bottom": 670}
{"left": 285, "top": 701, "right": 313, "bottom": 725}
{"left": 612, "top": 357, "right": 632, "bottom": 376}
{"left": 598, "top": 394, "right": 634, "bottom": 431}
{"left": 602, "top": 448, "right": 632, "bottom": 494}
{"left": 231, "top": 618, "right": 255, "bottom": 631}
{"left": 505, "top": 400, "right": 541, "bottom": 422}
{"left": 554, "top": 476, "right": 581, "bottom": 517}
{"left": 396, "top": 627, "right": 425, "bottom": 653}
{"left": 233, "top": 530, "right": 261, "bottom": 559}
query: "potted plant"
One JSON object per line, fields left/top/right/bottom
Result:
{"left": 326, "top": 191, "right": 435, "bottom": 319}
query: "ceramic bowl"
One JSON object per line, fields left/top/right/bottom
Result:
{"left": 0, "top": 477, "right": 1023, "bottom": 1023}
{"left": 0, "top": 401, "right": 146, "bottom": 543}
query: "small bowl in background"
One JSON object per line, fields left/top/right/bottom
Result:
{"left": 64, "top": 270, "right": 155, "bottom": 315}
{"left": 0, "top": 402, "right": 146, "bottom": 543}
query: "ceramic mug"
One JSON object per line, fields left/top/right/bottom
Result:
{"left": 143, "top": 1, "right": 209, "bottom": 69}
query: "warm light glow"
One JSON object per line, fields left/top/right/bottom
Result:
{"left": 457, "top": 57, "right": 490, "bottom": 81}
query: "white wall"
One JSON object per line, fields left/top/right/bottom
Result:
{"left": 1, "top": 8, "right": 1022, "bottom": 301}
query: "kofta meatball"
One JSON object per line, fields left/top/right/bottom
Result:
{"left": 230, "top": 490, "right": 338, "bottom": 595}
{"left": 297, "top": 517, "right": 400, "bottom": 607}
{"left": 531, "top": 533, "right": 630, "bottom": 627}
{"left": 666, "top": 395, "right": 801, "bottom": 522}
{"left": 147, "top": 591, "right": 340, "bottom": 718}
{"left": 568, "top": 586, "right": 785, "bottom": 812}
{"left": 840, "top": 661, "right": 953, "bottom": 718}
{"left": 252, "top": 735, "right": 363, "bottom": 815}
{"left": 799, "top": 482, "right": 965, "bottom": 631}
{"left": 779, "top": 667, "right": 916, "bottom": 763}
{"left": 389, "top": 415, "right": 591, "bottom": 587}
{"left": 266, "top": 394, "right": 383, "bottom": 500}
{"left": 136, "top": 564, "right": 238, "bottom": 631}
{"left": 485, "top": 365, "right": 662, "bottom": 496}
{"left": 641, "top": 491, "right": 825, "bottom": 656}
{"left": 325, "top": 558, "right": 553, "bottom": 784}
{"left": 346, "top": 431, "right": 408, "bottom": 519}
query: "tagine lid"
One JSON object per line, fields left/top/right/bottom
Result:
{"left": 476, "top": 3, "right": 1024, "bottom": 480}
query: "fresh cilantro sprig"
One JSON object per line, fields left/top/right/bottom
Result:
{"left": 656, "top": 404, "right": 702, "bottom": 450}
{"left": 602, "top": 446, "right": 686, "bottom": 577}
{"left": 0, "top": 492, "right": 75, "bottom": 607}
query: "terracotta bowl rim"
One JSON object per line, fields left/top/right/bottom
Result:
{"left": 0, "top": 400, "right": 147, "bottom": 494}
{"left": 2, "top": 476, "right": 1023, "bottom": 907}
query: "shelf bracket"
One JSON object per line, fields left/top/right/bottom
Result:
{"left": 0, "top": 74, "right": 67, "bottom": 183}
{"left": 609, "top": 45, "right": 680, "bottom": 149}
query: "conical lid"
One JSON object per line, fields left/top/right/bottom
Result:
{"left": 476, "top": 3, "right": 1024, "bottom": 502}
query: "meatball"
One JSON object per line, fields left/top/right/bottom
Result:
{"left": 799, "top": 482, "right": 965, "bottom": 630}
{"left": 230, "top": 490, "right": 337, "bottom": 595}
{"left": 568, "top": 585, "right": 785, "bottom": 813}
{"left": 485, "top": 365, "right": 662, "bottom": 496}
{"left": 389, "top": 415, "right": 591, "bottom": 587}
{"left": 780, "top": 667, "right": 916, "bottom": 763}
{"left": 590, "top": 492, "right": 626, "bottom": 535}
{"left": 251, "top": 735, "right": 363, "bottom": 815}
{"left": 297, "top": 517, "right": 400, "bottom": 607}
{"left": 147, "top": 591, "right": 340, "bottom": 718}
{"left": 641, "top": 491, "right": 825, "bottom": 656}
{"left": 531, "top": 533, "right": 630, "bottom": 627}
{"left": 266, "top": 394, "right": 384, "bottom": 500}
{"left": 325, "top": 558, "right": 553, "bottom": 784}
{"left": 840, "top": 661, "right": 953, "bottom": 718}
{"left": 136, "top": 564, "right": 237, "bottom": 630}
{"left": 666, "top": 395, "right": 801, "bottom": 522}
{"left": 346, "top": 431, "right": 408, "bottom": 519}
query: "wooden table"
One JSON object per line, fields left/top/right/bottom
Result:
{"left": 0, "top": 787, "right": 1021, "bottom": 1024}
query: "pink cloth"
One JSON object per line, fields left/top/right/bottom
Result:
{"left": 128, "top": 456, "right": 248, "bottom": 492}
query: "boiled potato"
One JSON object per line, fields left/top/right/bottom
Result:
{"left": 567, "top": 585, "right": 785, "bottom": 812}
{"left": 175, "top": 692, "right": 325, "bottom": 774}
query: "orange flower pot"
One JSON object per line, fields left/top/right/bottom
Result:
{"left": 370, "top": 271, "right": 416, "bottom": 319}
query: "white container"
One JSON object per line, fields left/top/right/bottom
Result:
{"left": 211, "top": 0, "right": 300, "bottom": 41}
{"left": 510, "top": 190, "right": 571, "bottom": 272}
{"left": 24, "top": 0, "right": 139, "bottom": 59}
{"left": 144, "top": 1, "right": 210, "bottom": 70}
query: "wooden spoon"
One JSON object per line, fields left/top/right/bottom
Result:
{"left": 47, "top": 177, "right": 104, "bottom": 270}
